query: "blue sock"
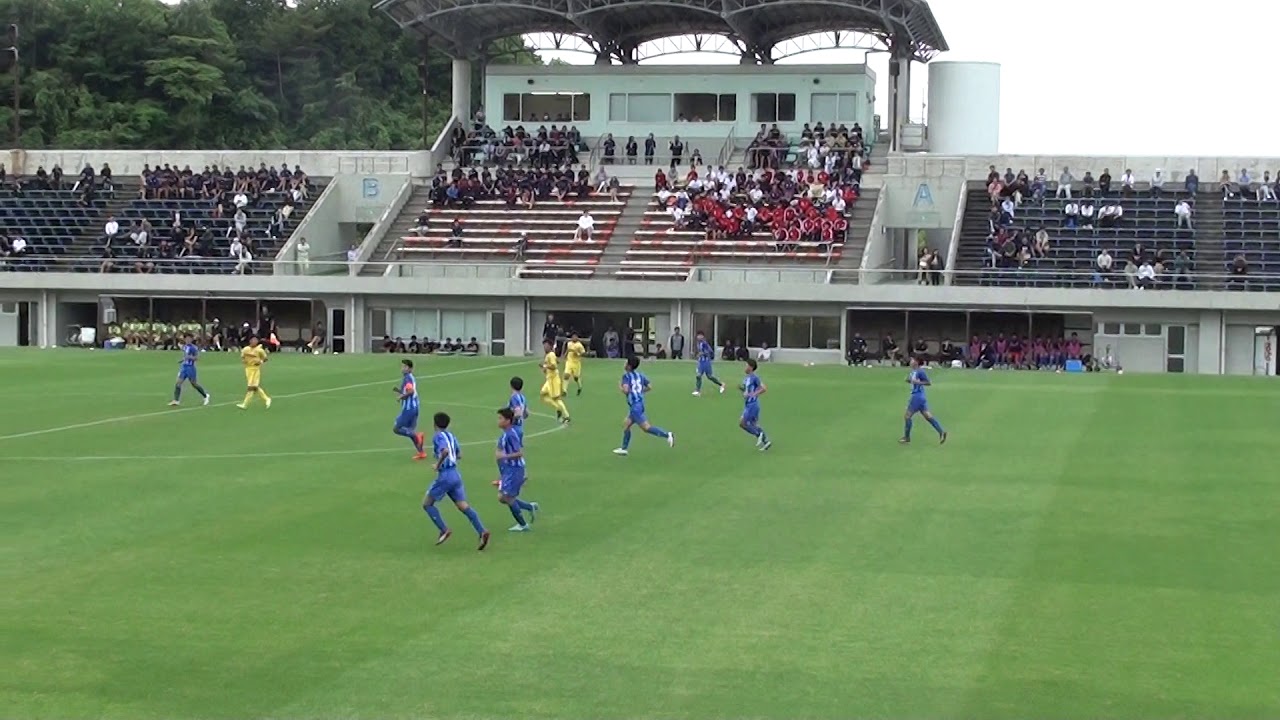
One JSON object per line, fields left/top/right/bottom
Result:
{"left": 509, "top": 504, "right": 526, "bottom": 526}
{"left": 172, "top": 385, "right": 181, "bottom": 402}
{"left": 742, "top": 424, "right": 761, "bottom": 437}
{"left": 621, "top": 428, "right": 632, "bottom": 449}
{"left": 192, "top": 383, "right": 208, "bottom": 398}
{"left": 928, "top": 417, "right": 945, "bottom": 435}
{"left": 515, "top": 499, "right": 535, "bottom": 511}
{"left": 424, "top": 504, "right": 447, "bottom": 532}
{"left": 645, "top": 425, "right": 668, "bottom": 438}
{"left": 695, "top": 375, "right": 703, "bottom": 392}
{"left": 709, "top": 375, "right": 723, "bottom": 387}
{"left": 904, "top": 418, "right": 913, "bottom": 439}
{"left": 461, "top": 506, "right": 486, "bottom": 535}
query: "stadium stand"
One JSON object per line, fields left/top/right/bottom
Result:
{"left": 954, "top": 172, "right": 1203, "bottom": 289}
{"left": 1222, "top": 195, "right": 1280, "bottom": 290}
{"left": 371, "top": 166, "right": 627, "bottom": 279}
{"left": 0, "top": 177, "right": 101, "bottom": 271}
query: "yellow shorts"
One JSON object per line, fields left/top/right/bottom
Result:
{"left": 245, "top": 369, "right": 262, "bottom": 387}
{"left": 564, "top": 362, "right": 581, "bottom": 379}
{"left": 541, "top": 380, "right": 562, "bottom": 397}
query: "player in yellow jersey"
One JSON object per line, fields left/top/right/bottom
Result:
{"left": 562, "top": 333, "right": 586, "bottom": 396}
{"left": 539, "top": 339, "right": 570, "bottom": 424}
{"left": 237, "top": 336, "right": 273, "bottom": 409}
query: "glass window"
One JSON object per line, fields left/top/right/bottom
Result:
{"left": 752, "top": 93, "right": 777, "bottom": 123}
{"left": 1122, "top": 324, "right": 1141, "bottom": 336}
{"left": 691, "top": 313, "right": 715, "bottom": 342}
{"left": 673, "top": 93, "right": 718, "bottom": 122}
{"left": 627, "top": 94, "right": 671, "bottom": 123}
{"left": 390, "top": 310, "right": 416, "bottom": 339}
{"left": 812, "top": 316, "right": 841, "bottom": 349}
{"left": 441, "top": 310, "right": 465, "bottom": 339}
{"left": 1102, "top": 322, "right": 1121, "bottom": 335}
{"left": 1143, "top": 323, "right": 1161, "bottom": 336}
{"left": 1167, "top": 325, "right": 1185, "bottom": 355}
{"left": 747, "top": 316, "right": 779, "bottom": 347}
{"left": 1166, "top": 356, "right": 1185, "bottom": 373}
{"left": 717, "top": 315, "right": 747, "bottom": 347}
{"left": 463, "top": 310, "right": 488, "bottom": 341}
{"left": 810, "top": 93, "right": 837, "bottom": 123}
{"left": 777, "top": 93, "right": 796, "bottom": 122}
{"left": 837, "top": 93, "right": 858, "bottom": 122}
{"left": 780, "top": 316, "right": 812, "bottom": 348}
{"left": 416, "top": 309, "right": 440, "bottom": 339}
{"left": 490, "top": 312, "right": 505, "bottom": 342}
{"left": 609, "top": 93, "right": 627, "bottom": 122}
{"left": 717, "top": 94, "right": 737, "bottom": 122}
{"left": 518, "top": 92, "right": 589, "bottom": 123}
{"left": 369, "top": 308, "right": 388, "bottom": 337}
{"left": 502, "top": 94, "right": 522, "bottom": 122}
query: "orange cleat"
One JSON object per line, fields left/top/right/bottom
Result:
{"left": 413, "top": 452, "right": 428, "bottom": 460}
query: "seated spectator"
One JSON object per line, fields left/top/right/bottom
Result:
{"left": 1185, "top": 169, "right": 1199, "bottom": 195}
{"left": 1034, "top": 229, "right": 1051, "bottom": 258}
{"left": 1123, "top": 256, "right": 1139, "bottom": 288}
{"left": 654, "top": 343, "right": 668, "bottom": 359}
{"left": 1079, "top": 200, "right": 1095, "bottom": 230}
{"left": 103, "top": 215, "right": 121, "bottom": 244}
{"left": 938, "top": 338, "right": 961, "bottom": 365}
{"left": 1230, "top": 253, "right": 1249, "bottom": 286}
{"left": 1150, "top": 169, "right": 1165, "bottom": 195}
{"left": 1136, "top": 259, "right": 1156, "bottom": 289}
{"left": 1169, "top": 250, "right": 1193, "bottom": 289}
{"left": 1031, "top": 168, "right": 1047, "bottom": 203}
{"left": 1096, "top": 247, "right": 1114, "bottom": 274}
{"left": 574, "top": 211, "right": 594, "bottom": 241}
{"left": 449, "top": 218, "right": 464, "bottom": 248}
{"left": 1219, "top": 170, "right": 1235, "bottom": 199}
{"left": 1056, "top": 168, "right": 1073, "bottom": 198}
{"left": 1175, "top": 198, "right": 1194, "bottom": 228}
{"left": 1098, "top": 168, "right": 1112, "bottom": 195}
{"left": 99, "top": 245, "right": 116, "bottom": 273}
{"left": 1258, "top": 171, "right": 1276, "bottom": 201}
{"left": 756, "top": 342, "right": 773, "bottom": 362}
{"left": 1062, "top": 200, "right": 1080, "bottom": 229}
{"left": 464, "top": 337, "right": 480, "bottom": 355}
{"left": 414, "top": 211, "right": 430, "bottom": 236}
{"left": 846, "top": 334, "right": 868, "bottom": 366}
{"left": 1098, "top": 203, "right": 1124, "bottom": 227}
{"left": 307, "top": 322, "right": 326, "bottom": 354}
{"left": 882, "top": 333, "right": 901, "bottom": 364}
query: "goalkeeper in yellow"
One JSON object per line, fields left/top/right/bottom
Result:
{"left": 237, "top": 336, "right": 273, "bottom": 409}
{"left": 540, "top": 339, "right": 570, "bottom": 424}
{"left": 562, "top": 332, "right": 586, "bottom": 396}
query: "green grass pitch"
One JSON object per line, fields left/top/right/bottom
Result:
{"left": 2, "top": 349, "right": 1278, "bottom": 719}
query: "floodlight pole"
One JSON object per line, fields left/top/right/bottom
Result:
{"left": 9, "top": 23, "right": 17, "bottom": 147}
{"left": 418, "top": 37, "right": 430, "bottom": 150}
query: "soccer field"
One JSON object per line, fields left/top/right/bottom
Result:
{"left": 2, "top": 350, "right": 1277, "bottom": 719}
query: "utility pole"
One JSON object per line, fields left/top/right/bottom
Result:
{"left": 6, "top": 24, "right": 17, "bottom": 147}
{"left": 418, "top": 38, "right": 430, "bottom": 150}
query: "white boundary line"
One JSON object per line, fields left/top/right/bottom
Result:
{"left": 0, "top": 403, "right": 567, "bottom": 462}
{"left": 0, "top": 361, "right": 529, "bottom": 443}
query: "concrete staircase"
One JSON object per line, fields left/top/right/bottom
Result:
{"left": 828, "top": 187, "right": 879, "bottom": 284}
{"left": 953, "top": 183, "right": 995, "bottom": 283}
{"left": 594, "top": 189, "right": 652, "bottom": 276}
{"left": 1190, "top": 192, "right": 1226, "bottom": 289}
{"left": 61, "top": 183, "right": 137, "bottom": 268}
{"left": 361, "top": 184, "right": 431, "bottom": 276}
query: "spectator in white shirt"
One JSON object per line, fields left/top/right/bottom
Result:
{"left": 1174, "top": 199, "right": 1194, "bottom": 228}
{"left": 346, "top": 244, "right": 359, "bottom": 263}
{"left": 1079, "top": 201, "right": 1096, "bottom": 230}
{"left": 1056, "top": 168, "right": 1074, "bottom": 198}
{"left": 1063, "top": 201, "right": 1080, "bottom": 228}
{"left": 1000, "top": 197, "right": 1016, "bottom": 220}
{"left": 1121, "top": 169, "right": 1136, "bottom": 196}
{"left": 1150, "top": 169, "right": 1164, "bottom": 195}
{"left": 103, "top": 215, "right": 120, "bottom": 243}
{"left": 233, "top": 245, "right": 253, "bottom": 275}
{"left": 233, "top": 191, "right": 249, "bottom": 209}
{"left": 1257, "top": 172, "right": 1276, "bottom": 201}
{"left": 1136, "top": 261, "right": 1156, "bottom": 289}
{"left": 756, "top": 342, "right": 773, "bottom": 362}
{"left": 130, "top": 220, "right": 149, "bottom": 246}
{"left": 1098, "top": 204, "right": 1124, "bottom": 227}
{"left": 229, "top": 237, "right": 244, "bottom": 259}
{"left": 10, "top": 235, "right": 27, "bottom": 256}
{"left": 574, "top": 211, "right": 595, "bottom": 241}
{"left": 295, "top": 237, "right": 311, "bottom": 273}
{"left": 1096, "top": 248, "right": 1114, "bottom": 272}
{"left": 233, "top": 208, "right": 248, "bottom": 236}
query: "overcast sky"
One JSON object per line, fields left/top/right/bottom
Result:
{"left": 533, "top": 0, "right": 1278, "bottom": 157}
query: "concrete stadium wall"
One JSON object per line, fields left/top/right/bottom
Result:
{"left": 886, "top": 154, "right": 1280, "bottom": 184}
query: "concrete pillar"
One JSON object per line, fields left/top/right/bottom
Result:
{"left": 888, "top": 54, "right": 912, "bottom": 152}
{"left": 451, "top": 58, "right": 472, "bottom": 122}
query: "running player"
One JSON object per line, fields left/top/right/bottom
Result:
{"left": 563, "top": 333, "right": 586, "bottom": 396}
{"left": 493, "top": 407, "right": 539, "bottom": 532}
{"left": 901, "top": 356, "right": 947, "bottom": 444}
{"left": 422, "top": 412, "right": 490, "bottom": 550}
{"left": 508, "top": 376, "right": 529, "bottom": 440}
{"left": 692, "top": 330, "right": 724, "bottom": 396}
{"left": 540, "top": 339, "right": 571, "bottom": 424}
{"left": 236, "top": 336, "right": 272, "bottom": 409}
{"left": 394, "top": 359, "right": 427, "bottom": 459}
{"left": 739, "top": 358, "right": 771, "bottom": 451}
{"left": 169, "top": 333, "right": 211, "bottom": 406}
{"left": 613, "top": 355, "right": 674, "bottom": 456}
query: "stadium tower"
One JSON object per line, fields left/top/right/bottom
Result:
{"left": 373, "top": 0, "right": 949, "bottom": 154}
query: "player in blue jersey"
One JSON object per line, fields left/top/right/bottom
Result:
{"left": 507, "top": 376, "right": 529, "bottom": 441}
{"left": 901, "top": 356, "right": 947, "bottom": 444}
{"left": 422, "top": 412, "right": 490, "bottom": 550}
{"left": 692, "top": 330, "right": 725, "bottom": 396}
{"left": 493, "top": 407, "right": 539, "bottom": 532}
{"left": 169, "top": 333, "right": 211, "bottom": 406}
{"left": 613, "top": 355, "right": 674, "bottom": 456}
{"left": 739, "top": 358, "right": 772, "bottom": 451}
{"left": 393, "top": 359, "right": 427, "bottom": 460}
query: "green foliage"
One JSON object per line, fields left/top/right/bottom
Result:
{"left": 0, "top": 0, "right": 541, "bottom": 150}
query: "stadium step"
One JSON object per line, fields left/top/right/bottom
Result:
{"left": 1190, "top": 194, "right": 1226, "bottom": 290}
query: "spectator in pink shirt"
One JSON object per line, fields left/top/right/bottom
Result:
{"left": 1067, "top": 333, "right": 1083, "bottom": 360}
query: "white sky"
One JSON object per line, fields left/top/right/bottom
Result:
{"left": 533, "top": 0, "right": 1280, "bottom": 157}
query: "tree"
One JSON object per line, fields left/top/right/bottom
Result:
{"left": 0, "top": 0, "right": 541, "bottom": 149}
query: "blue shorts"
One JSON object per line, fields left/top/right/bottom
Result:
{"left": 741, "top": 404, "right": 760, "bottom": 424}
{"left": 907, "top": 396, "right": 929, "bottom": 414}
{"left": 697, "top": 361, "right": 714, "bottom": 376}
{"left": 177, "top": 366, "right": 198, "bottom": 382}
{"left": 427, "top": 470, "right": 466, "bottom": 503}
{"left": 395, "top": 412, "right": 419, "bottom": 430}
{"left": 627, "top": 407, "right": 647, "bottom": 425}
{"left": 499, "top": 467, "right": 526, "bottom": 497}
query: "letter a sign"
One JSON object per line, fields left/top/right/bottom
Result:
{"left": 913, "top": 183, "right": 934, "bottom": 208}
